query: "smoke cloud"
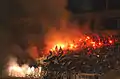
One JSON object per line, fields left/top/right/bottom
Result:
{"left": 0, "top": 0, "right": 92, "bottom": 67}
{"left": 7, "top": 0, "right": 92, "bottom": 59}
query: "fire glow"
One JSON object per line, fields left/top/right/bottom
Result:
{"left": 49, "top": 35, "right": 115, "bottom": 53}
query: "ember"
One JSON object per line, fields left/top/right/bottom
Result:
{"left": 47, "top": 34, "right": 116, "bottom": 55}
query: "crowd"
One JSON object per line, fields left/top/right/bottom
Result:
{"left": 42, "top": 44, "right": 120, "bottom": 75}
{"left": 35, "top": 35, "right": 120, "bottom": 79}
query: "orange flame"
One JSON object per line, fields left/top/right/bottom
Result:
{"left": 50, "top": 41, "right": 76, "bottom": 51}
{"left": 47, "top": 35, "right": 116, "bottom": 54}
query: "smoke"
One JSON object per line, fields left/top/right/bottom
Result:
{"left": 18, "top": 0, "right": 91, "bottom": 52}
{"left": 3, "top": 0, "right": 118, "bottom": 61}
{"left": 8, "top": 0, "right": 92, "bottom": 57}
{"left": 2, "top": 56, "right": 42, "bottom": 78}
{"left": 0, "top": 0, "right": 92, "bottom": 62}
{"left": 9, "top": 0, "right": 67, "bottom": 56}
{"left": 1, "top": 0, "right": 119, "bottom": 77}
{"left": 2, "top": 56, "right": 20, "bottom": 77}
{"left": 18, "top": 0, "right": 68, "bottom": 27}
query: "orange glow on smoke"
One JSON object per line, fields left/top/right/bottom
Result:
{"left": 43, "top": 23, "right": 116, "bottom": 55}
{"left": 46, "top": 35, "right": 116, "bottom": 54}
{"left": 28, "top": 46, "right": 39, "bottom": 59}
{"left": 44, "top": 27, "right": 82, "bottom": 53}
{"left": 53, "top": 43, "right": 65, "bottom": 50}
{"left": 50, "top": 41, "right": 77, "bottom": 51}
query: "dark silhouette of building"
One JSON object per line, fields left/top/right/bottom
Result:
{"left": 67, "top": 0, "right": 120, "bottom": 32}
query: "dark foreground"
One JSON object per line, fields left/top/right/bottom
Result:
{"left": 0, "top": 77, "right": 40, "bottom": 79}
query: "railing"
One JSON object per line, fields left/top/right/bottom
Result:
{"left": 47, "top": 72, "right": 101, "bottom": 79}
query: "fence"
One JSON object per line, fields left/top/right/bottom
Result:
{"left": 49, "top": 72, "right": 101, "bottom": 79}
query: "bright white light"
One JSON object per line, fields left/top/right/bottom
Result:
{"left": 7, "top": 57, "right": 42, "bottom": 78}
